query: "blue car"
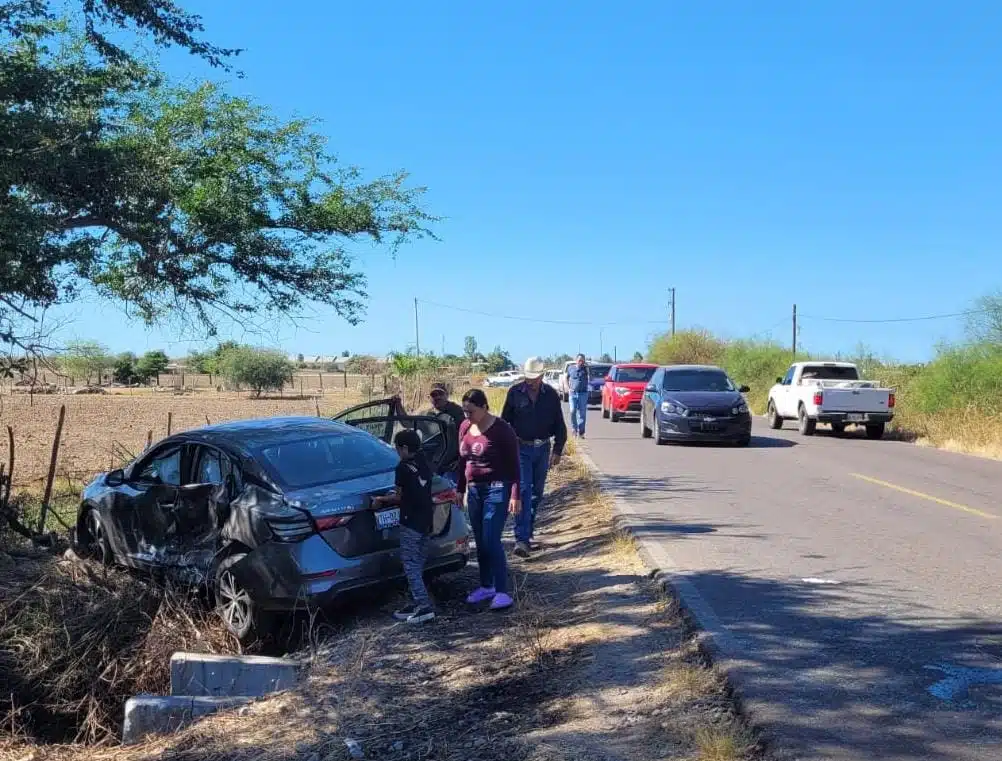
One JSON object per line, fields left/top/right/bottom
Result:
{"left": 639, "top": 365, "right": 752, "bottom": 446}
{"left": 586, "top": 363, "right": 611, "bottom": 405}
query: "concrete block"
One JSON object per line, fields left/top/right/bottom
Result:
{"left": 122, "top": 695, "right": 250, "bottom": 745}
{"left": 170, "top": 652, "right": 302, "bottom": 698}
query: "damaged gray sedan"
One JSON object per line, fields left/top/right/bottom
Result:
{"left": 74, "top": 411, "right": 470, "bottom": 643}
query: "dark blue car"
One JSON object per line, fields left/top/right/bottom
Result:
{"left": 639, "top": 365, "right": 752, "bottom": 446}
{"left": 586, "top": 363, "right": 611, "bottom": 405}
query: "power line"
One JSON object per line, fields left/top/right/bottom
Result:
{"left": 416, "top": 299, "right": 669, "bottom": 327}
{"left": 799, "top": 309, "right": 985, "bottom": 324}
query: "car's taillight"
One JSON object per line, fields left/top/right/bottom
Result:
{"left": 812, "top": 391, "right": 823, "bottom": 406}
{"left": 888, "top": 392, "right": 896, "bottom": 408}
{"left": 314, "top": 514, "right": 354, "bottom": 531}
{"left": 265, "top": 515, "right": 315, "bottom": 543}
{"left": 434, "top": 488, "right": 459, "bottom": 505}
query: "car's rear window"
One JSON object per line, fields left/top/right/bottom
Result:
{"left": 616, "top": 367, "right": 656, "bottom": 383}
{"left": 256, "top": 432, "right": 398, "bottom": 489}
{"left": 800, "top": 365, "right": 860, "bottom": 381}
{"left": 663, "top": 370, "right": 735, "bottom": 392}
{"left": 588, "top": 365, "right": 611, "bottom": 377}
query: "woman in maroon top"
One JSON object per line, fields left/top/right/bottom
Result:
{"left": 457, "top": 389, "right": 521, "bottom": 610}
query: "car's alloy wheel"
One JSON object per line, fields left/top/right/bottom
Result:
{"left": 640, "top": 408, "right": 652, "bottom": 438}
{"left": 798, "top": 406, "right": 816, "bottom": 436}
{"left": 86, "top": 510, "right": 112, "bottom": 566}
{"left": 653, "top": 416, "right": 667, "bottom": 445}
{"left": 214, "top": 554, "right": 269, "bottom": 645}
{"left": 767, "top": 401, "right": 783, "bottom": 430}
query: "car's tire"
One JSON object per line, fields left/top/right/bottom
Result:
{"left": 865, "top": 423, "right": 886, "bottom": 440}
{"left": 83, "top": 508, "right": 113, "bottom": 566}
{"left": 767, "top": 400, "right": 783, "bottom": 430}
{"left": 653, "top": 416, "right": 667, "bottom": 445}
{"left": 601, "top": 400, "right": 609, "bottom": 419}
{"left": 735, "top": 434, "right": 752, "bottom": 447}
{"left": 640, "top": 409, "right": 652, "bottom": 438}
{"left": 797, "top": 405, "right": 816, "bottom": 436}
{"left": 214, "top": 553, "right": 273, "bottom": 646}
{"left": 831, "top": 422, "right": 847, "bottom": 436}
{"left": 610, "top": 407, "right": 620, "bottom": 423}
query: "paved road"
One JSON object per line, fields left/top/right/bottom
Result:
{"left": 577, "top": 411, "right": 1002, "bottom": 761}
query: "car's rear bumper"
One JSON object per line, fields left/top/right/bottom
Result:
{"left": 816, "top": 412, "right": 894, "bottom": 425}
{"left": 587, "top": 389, "right": 603, "bottom": 404}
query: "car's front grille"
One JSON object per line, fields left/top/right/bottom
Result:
{"left": 689, "top": 408, "right": 734, "bottom": 418}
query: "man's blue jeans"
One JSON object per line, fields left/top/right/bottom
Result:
{"left": 569, "top": 391, "right": 589, "bottom": 435}
{"left": 516, "top": 441, "right": 550, "bottom": 543}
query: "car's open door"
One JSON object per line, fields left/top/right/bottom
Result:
{"left": 334, "top": 414, "right": 448, "bottom": 477}
{"left": 330, "top": 397, "right": 406, "bottom": 442}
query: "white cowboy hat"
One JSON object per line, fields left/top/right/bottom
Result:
{"left": 522, "top": 356, "right": 546, "bottom": 380}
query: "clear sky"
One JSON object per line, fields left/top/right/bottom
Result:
{"left": 56, "top": 0, "right": 1002, "bottom": 362}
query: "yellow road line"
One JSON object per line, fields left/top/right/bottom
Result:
{"left": 850, "top": 473, "right": 998, "bottom": 521}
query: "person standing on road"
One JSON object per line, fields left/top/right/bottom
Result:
{"left": 422, "top": 383, "right": 465, "bottom": 486}
{"left": 502, "top": 357, "right": 567, "bottom": 558}
{"left": 566, "top": 354, "right": 590, "bottom": 438}
{"left": 457, "top": 389, "right": 521, "bottom": 611}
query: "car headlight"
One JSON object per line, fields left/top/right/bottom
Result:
{"left": 733, "top": 402, "right": 749, "bottom": 415}
{"left": 661, "top": 401, "right": 688, "bottom": 416}
{"left": 614, "top": 386, "right": 631, "bottom": 395}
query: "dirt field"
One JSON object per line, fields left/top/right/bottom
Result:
{"left": 0, "top": 389, "right": 368, "bottom": 488}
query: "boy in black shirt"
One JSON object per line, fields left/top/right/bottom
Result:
{"left": 372, "top": 428, "right": 435, "bottom": 624}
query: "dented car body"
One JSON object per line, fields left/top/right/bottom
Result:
{"left": 75, "top": 413, "right": 469, "bottom": 641}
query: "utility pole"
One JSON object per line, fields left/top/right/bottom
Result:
{"left": 792, "top": 303, "right": 797, "bottom": 359}
{"left": 599, "top": 328, "right": 604, "bottom": 358}
{"left": 669, "top": 288, "right": 676, "bottom": 337}
{"left": 441, "top": 334, "right": 445, "bottom": 356}
{"left": 614, "top": 345, "right": 617, "bottom": 362}
{"left": 413, "top": 297, "right": 420, "bottom": 355}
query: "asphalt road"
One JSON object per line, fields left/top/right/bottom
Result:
{"left": 575, "top": 409, "right": 1002, "bottom": 761}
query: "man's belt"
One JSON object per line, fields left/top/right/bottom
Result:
{"left": 519, "top": 438, "right": 549, "bottom": 447}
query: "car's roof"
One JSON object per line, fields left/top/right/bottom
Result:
{"left": 174, "top": 416, "right": 359, "bottom": 449}
{"left": 614, "top": 363, "right": 657, "bottom": 368}
{"left": 662, "top": 364, "right": 726, "bottom": 372}
{"left": 796, "top": 361, "right": 857, "bottom": 368}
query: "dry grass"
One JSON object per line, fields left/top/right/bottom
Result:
{"left": 1, "top": 446, "right": 763, "bottom": 761}
{"left": 0, "top": 390, "right": 367, "bottom": 488}
{"left": 893, "top": 407, "right": 1002, "bottom": 460}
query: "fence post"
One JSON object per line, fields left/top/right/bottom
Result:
{"left": 167, "top": 412, "right": 173, "bottom": 437}
{"left": 343, "top": 370, "right": 348, "bottom": 388}
{"left": 318, "top": 372, "right": 324, "bottom": 392}
{"left": 38, "top": 404, "right": 66, "bottom": 535}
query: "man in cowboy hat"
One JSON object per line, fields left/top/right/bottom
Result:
{"left": 501, "top": 357, "right": 567, "bottom": 557}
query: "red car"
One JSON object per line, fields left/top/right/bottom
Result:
{"left": 601, "top": 363, "right": 659, "bottom": 422}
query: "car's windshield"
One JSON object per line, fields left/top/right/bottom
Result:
{"left": 256, "top": 432, "right": 398, "bottom": 489}
{"left": 616, "top": 367, "right": 656, "bottom": 383}
{"left": 663, "top": 370, "right": 735, "bottom": 392}
{"left": 588, "top": 365, "right": 611, "bottom": 377}
{"left": 800, "top": 365, "right": 859, "bottom": 381}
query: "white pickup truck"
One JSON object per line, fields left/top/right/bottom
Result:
{"left": 766, "top": 361, "right": 895, "bottom": 439}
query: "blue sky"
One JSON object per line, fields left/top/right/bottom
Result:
{"left": 57, "top": 0, "right": 1002, "bottom": 362}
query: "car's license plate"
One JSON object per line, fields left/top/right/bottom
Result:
{"left": 700, "top": 422, "right": 719, "bottom": 432}
{"left": 375, "top": 509, "right": 400, "bottom": 529}
{"left": 847, "top": 413, "right": 865, "bottom": 422}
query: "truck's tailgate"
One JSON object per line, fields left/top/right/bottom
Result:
{"left": 820, "top": 387, "right": 891, "bottom": 413}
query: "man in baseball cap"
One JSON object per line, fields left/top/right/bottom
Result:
{"left": 501, "top": 356, "right": 567, "bottom": 557}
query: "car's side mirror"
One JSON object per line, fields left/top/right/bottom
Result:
{"left": 645, "top": 384, "right": 657, "bottom": 393}
{"left": 739, "top": 385, "right": 750, "bottom": 393}
{"left": 775, "top": 377, "right": 783, "bottom": 384}
{"left": 106, "top": 469, "right": 126, "bottom": 487}
{"left": 604, "top": 375, "right": 612, "bottom": 382}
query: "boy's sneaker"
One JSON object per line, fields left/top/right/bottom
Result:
{"left": 513, "top": 541, "right": 531, "bottom": 558}
{"left": 405, "top": 606, "right": 436, "bottom": 624}
{"left": 490, "top": 593, "right": 514, "bottom": 611}
{"left": 466, "top": 587, "right": 496, "bottom": 604}
{"left": 393, "top": 604, "right": 420, "bottom": 621}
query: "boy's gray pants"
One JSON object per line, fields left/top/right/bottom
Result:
{"left": 400, "top": 525, "right": 432, "bottom": 608}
